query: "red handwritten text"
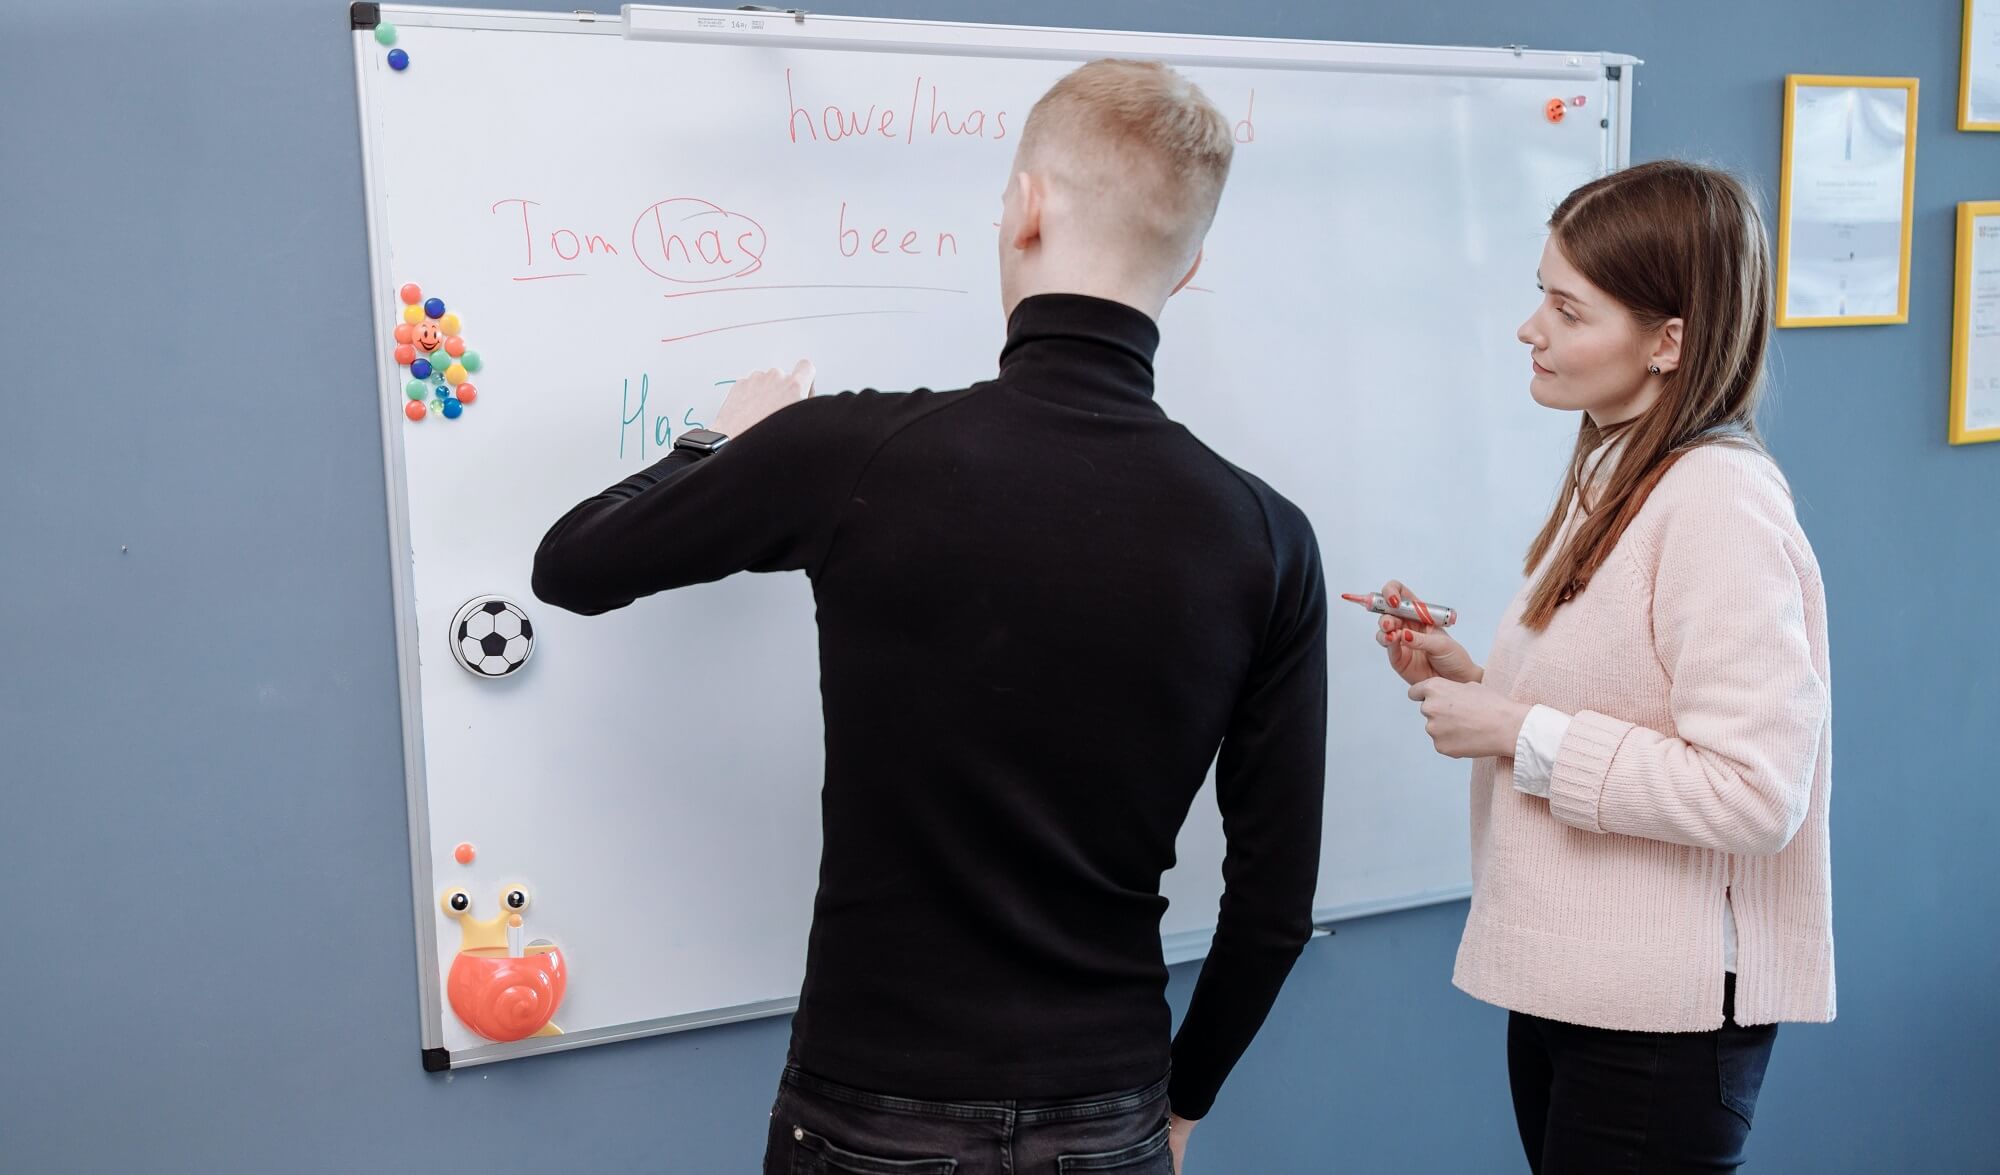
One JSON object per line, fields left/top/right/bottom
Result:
{"left": 630, "top": 198, "right": 769, "bottom": 284}
{"left": 786, "top": 69, "right": 1010, "bottom": 145}
{"left": 491, "top": 198, "right": 618, "bottom": 280}
{"left": 837, "top": 202, "right": 958, "bottom": 258}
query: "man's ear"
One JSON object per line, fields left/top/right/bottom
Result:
{"left": 1169, "top": 247, "right": 1204, "bottom": 296}
{"left": 1010, "top": 171, "right": 1043, "bottom": 252}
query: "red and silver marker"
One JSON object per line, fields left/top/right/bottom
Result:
{"left": 1341, "top": 592, "right": 1458, "bottom": 628}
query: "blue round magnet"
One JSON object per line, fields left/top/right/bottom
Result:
{"left": 423, "top": 297, "right": 445, "bottom": 319}
{"left": 411, "top": 358, "right": 432, "bottom": 380}
{"left": 387, "top": 48, "right": 409, "bottom": 71}
{"left": 441, "top": 397, "right": 463, "bottom": 419}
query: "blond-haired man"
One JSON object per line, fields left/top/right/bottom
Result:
{"left": 536, "top": 59, "right": 1326, "bottom": 1175}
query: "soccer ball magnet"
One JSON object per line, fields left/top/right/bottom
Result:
{"left": 450, "top": 596, "right": 534, "bottom": 678}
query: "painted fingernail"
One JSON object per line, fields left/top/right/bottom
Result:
{"left": 1388, "top": 595, "right": 1400, "bottom": 606}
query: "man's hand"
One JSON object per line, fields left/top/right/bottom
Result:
{"left": 1168, "top": 1112, "right": 1196, "bottom": 1172}
{"left": 712, "top": 359, "right": 816, "bottom": 439}
{"left": 1408, "top": 678, "right": 1532, "bottom": 760}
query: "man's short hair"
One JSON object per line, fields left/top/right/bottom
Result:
{"left": 1016, "top": 59, "right": 1235, "bottom": 277}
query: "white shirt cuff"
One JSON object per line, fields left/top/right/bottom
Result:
{"left": 1511, "top": 704, "right": 1573, "bottom": 798}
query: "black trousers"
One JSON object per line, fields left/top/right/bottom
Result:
{"left": 764, "top": 1063, "right": 1172, "bottom": 1175}
{"left": 1508, "top": 974, "right": 1779, "bottom": 1174}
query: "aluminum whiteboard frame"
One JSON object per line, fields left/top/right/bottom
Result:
{"left": 353, "top": 3, "right": 1640, "bottom": 1069}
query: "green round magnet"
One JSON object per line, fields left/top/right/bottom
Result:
{"left": 374, "top": 24, "right": 398, "bottom": 47}
{"left": 459, "top": 350, "right": 483, "bottom": 374}
{"left": 405, "top": 379, "right": 428, "bottom": 401}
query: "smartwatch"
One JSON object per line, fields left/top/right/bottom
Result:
{"left": 673, "top": 428, "right": 730, "bottom": 458}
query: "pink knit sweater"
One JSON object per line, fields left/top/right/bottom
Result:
{"left": 1454, "top": 444, "right": 1835, "bottom": 1031}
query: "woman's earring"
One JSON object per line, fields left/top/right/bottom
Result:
{"left": 1648, "top": 365, "right": 1662, "bottom": 375}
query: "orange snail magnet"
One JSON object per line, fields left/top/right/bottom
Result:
{"left": 439, "top": 884, "right": 567, "bottom": 1042}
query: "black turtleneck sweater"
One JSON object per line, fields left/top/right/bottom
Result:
{"left": 533, "top": 294, "right": 1326, "bottom": 1119}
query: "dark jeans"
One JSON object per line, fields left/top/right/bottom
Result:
{"left": 1508, "top": 974, "right": 1779, "bottom": 1174}
{"left": 764, "top": 1063, "right": 1172, "bottom": 1175}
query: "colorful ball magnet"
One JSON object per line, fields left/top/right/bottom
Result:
{"left": 388, "top": 48, "right": 409, "bottom": 70}
{"left": 441, "top": 397, "right": 463, "bottom": 419}
{"left": 394, "top": 343, "right": 416, "bottom": 366}
{"left": 443, "top": 335, "right": 466, "bottom": 357}
{"left": 374, "top": 24, "right": 397, "bottom": 47}
{"left": 393, "top": 322, "right": 414, "bottom": 344}
{"left": 405, "top": 379, "right": 428, "bottom": 401}
{"left": 438, "top": 312, "right": 461, "bottom": 335}
{"left": 1545, "top": 98, "right": 1566, "bottom": 123}
{"left": 455, "top": 384, "right": 477, "bottom": 405}
{"left": 411, "top": 358, "right": 433, "bottom": 380}
{"left": 402, "top": 304, "right": 423, "bottom": 325}
{"left": 400, "top": 283, "right": 421, "bottom": 305}
{"left": 459, "top": 350, "right": 482, "bottom": 373}
{"left": 454, "top": 843, "right": 475, "bottom": 865}
{"left": 404, "top": 400, "right": 427, "bottom": 421}
{"left": 444, "top": 363, "right": 467, "bottom": 385}
{"left": 423, "top": 297, "right": 445, "bottom": 319}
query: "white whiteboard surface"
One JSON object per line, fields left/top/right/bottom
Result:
{"left": 353, "top": 4, "right": 1635, "bottom": 1067}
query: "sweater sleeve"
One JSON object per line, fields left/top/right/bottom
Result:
{"left": 531, "top": 392, "right": 885, "bottom": 614}
{"left": 1544, "top": 454, "right": 1830, "bottom": 856}
{"left": 1168, "top": 499, "right": 1328, "bottom": 1120}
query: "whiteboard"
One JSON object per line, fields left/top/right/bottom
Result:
{"left": 352, "top": 4, "right": 1636, "bottom": 1068}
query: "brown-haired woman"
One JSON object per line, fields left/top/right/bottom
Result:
{"left": 1372, "top": 160, "right": 1834, "bottom": 1172}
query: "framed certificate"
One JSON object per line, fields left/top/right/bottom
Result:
{"left": 1776, "top": 75, "right": 1920, "bottom": 328}
{"left": 1963, "top": 0, "right": 2000, "bottom": 131}
{"left": 1951, "top": 202, "right": 2000, "bottom": 445}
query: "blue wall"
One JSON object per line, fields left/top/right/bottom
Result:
{"left": 2, "top": 1, "right": 1994, "bottom": 1171}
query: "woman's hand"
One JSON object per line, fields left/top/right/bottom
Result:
{"left": 1168, "top": 1113, "right": 1196, "bottom": 1172}
{"left": 1408, "top": 678, "right": 1533, "bottom": 760}
{"left": 1373, "top": 579, "right": 1483, "bottom": 686}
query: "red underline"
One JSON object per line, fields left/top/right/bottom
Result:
{"left": 663, "top": 284, "right": 968, "bottom": 299}
{"left": 661, "top": 310, "right": 917, "bottom": 344}
{"left": 512, "top": 273, "right": 587, "bottom": 281}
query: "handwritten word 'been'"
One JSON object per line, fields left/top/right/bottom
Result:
{"left": 838, "top": 202, "right": 958, "bottom": 258}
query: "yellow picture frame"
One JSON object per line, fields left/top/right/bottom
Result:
{"left": 1950, "top": 202, "right": 2000, "bottom": 445}
{"left": 1776, "top": 75, "right": 1920, "bottom": 328}
{"left": 1963, "top": 1, "right": 2000, "bottom": 132}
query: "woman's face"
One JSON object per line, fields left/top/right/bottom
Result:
{"left": 1517, "top": 237, "right": 1679, "bottom": 427}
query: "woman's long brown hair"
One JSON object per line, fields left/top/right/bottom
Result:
{"left": 1519, "top": 160, "right": 1776, "bottom": 631}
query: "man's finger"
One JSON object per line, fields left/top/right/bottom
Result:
{"left": 790, "top": 358, "right": 817, "bottom": 395}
